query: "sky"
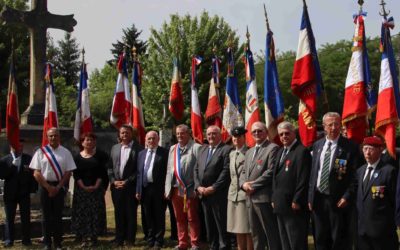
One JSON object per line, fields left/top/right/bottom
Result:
{"left": 46, "top": 0, "right": 400, "bottom": 74}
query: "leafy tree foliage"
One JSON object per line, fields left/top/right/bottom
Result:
{"left": 54, "top": 32, "right": 81, "bottom": 88}
{"left": 142, "top": 11, "right": 244, "bottom": 126}
{"left": 110, "top": 24, "right": 147, "bottom": 63}
{"left": 53, "top": 77, "right": 76, "bottom": 127}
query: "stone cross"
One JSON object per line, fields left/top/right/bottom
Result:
{"left": 0, "top": 0, "right": 77, "bottom": 125}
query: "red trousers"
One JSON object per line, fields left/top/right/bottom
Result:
{"left": 171, "top": 188, "right": 200, "bottom": 249}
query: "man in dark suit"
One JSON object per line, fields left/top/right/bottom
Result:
{"left": 194, "top": 125, "right": 231, "bottom": 250}
{"left": 240, "top": 121, "right": 281, "bottom": 250}
{"left": 356, "top": 136, "right": 398, "bottom": 249}
{"left": 108, "top": 124, "right": 143, "bottom": 246}
{"left": 308, "top": 112, "right": 362, "bottom": 250}
{"left": 272, "top": 121, "right": 311, "bottom": 250}
{"left": 136, "top": 131, "right": 168, "bottom": 249}
{"left": 0, "top": 145, "right": 37, "bottom": 247}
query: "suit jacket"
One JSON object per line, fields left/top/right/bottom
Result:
{"left": 357, "top": 160, "right": 397, "bottom": 237}
{"left": 272, "top": 140, "right": 311, "bottom": 214}
{"left": 228, "top": 146, "right": 247, "bottom": 202}
{"left": 136, "top": 147, "right": 168, "bottom": 196}
{"left": 0, "top": 153, "right": 37, "bottom": 202}
{"left": 107, "top": 141, "right": 143, "bottom": 194}
{"left": 165, "top": 140, "right": 201, "bottom": 198}
{"left": 194, "top": 143, "right": 231, "bottom": 204}
{"left": 308, "top": 136, "right": 361, "bottom": 208}
{"left": 240, "top": 140, "right": 279, "bottom": 204}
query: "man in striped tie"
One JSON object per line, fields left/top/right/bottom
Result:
{"left": 308, "top": 112, "right": 362, "bottom": 250}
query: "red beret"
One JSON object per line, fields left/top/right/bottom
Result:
{"left": 362, "top": 136, "right": 384, "bottom": 147}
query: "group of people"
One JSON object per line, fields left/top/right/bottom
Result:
{"left": 1, "top": 111, "right": 400, "bottom": 250}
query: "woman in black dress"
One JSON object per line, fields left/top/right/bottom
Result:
{"left": 71, "top": 132, "right": 109, "bottom": 247}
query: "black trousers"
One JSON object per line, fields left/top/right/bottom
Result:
{"left": 276, "top": 212, "right": 308, "bottom": 250}
{"left": 111, "top": 186, "right": 138, "bottom": 243}
{"left": 40, "top": 185, "right": 65, "bottom": 247}
{"left": 142, "top": 183, "right": 166, "bottom": 247}
{"left": 3, "top": 195, "right": 31, "bottom": 244}
{"left": 202, "top": 198, "right": 230, "bottom": 250}
{"left": 311, "top": 192, "right": 351, "bottom": 250}
{"left": 358, "top": 233, "right": 399, "bottom": 250}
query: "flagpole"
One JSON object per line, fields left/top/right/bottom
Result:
{"left": 263, "top": 3, "right": 271, "bottom": 32}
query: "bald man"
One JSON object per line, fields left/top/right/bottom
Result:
{"left": 136, "top": 131, "right": 169, "bottom": 249}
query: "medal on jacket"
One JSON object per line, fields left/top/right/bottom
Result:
{"left": 371, "top": 186, "right": 385, "bottom": 199}
{"left": 335, "top": 159, "right": 347, "bottom": 180}
{"left": 285, "top": 160, "right": 291, "bottom": 172}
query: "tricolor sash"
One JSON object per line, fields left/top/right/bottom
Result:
{"left": 173, "top": 145, "right": 190, "bottom": 212}
{"left": 40, "top": 145, "right": 63, "bottom": 181}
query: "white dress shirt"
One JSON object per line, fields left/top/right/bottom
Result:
{"left": 119, "top": 142, "right": 133, "bottom": 177}
{"left": 317, "top": 137, "right": 339, "bottom": 190}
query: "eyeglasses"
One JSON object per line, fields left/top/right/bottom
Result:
{"left": 251, "top": 129, "right": 264, "bottom": 134}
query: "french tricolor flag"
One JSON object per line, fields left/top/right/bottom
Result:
{"left": 222, "top": 47, "right": 244, "bottom": 142}
{"left": 244, "top": 42, "right": 260, "bottom": 147}
{"left": 132, "top": 59, "right": 146, "bottom": 145}
{"left": 342, "top": 12, "right": 375, "bottom": 144}
{"left": 291, "top": 1, "right": 323, "bottom": 147}
{"left": 6, "top": 52, "right": 21, "bottom": 151}
{"left": 74, "top": 59, "right": 93, "bottom": 142}
{"left": 375, "top": 16, "right": 400, "bottom": 158}
{"left": 191, "top": 56, "right": 203, "bottom": 144}
{"left": 205, "top": 55, "right": 222, "bottom": 128}
{"left": 110, "top": 53, "right": 132, "bottom": 129}
{"left": 42, "top": 63, "right": 59, "bottom": 146}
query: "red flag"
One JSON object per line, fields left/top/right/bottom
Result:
{"left": 132, "top": 59, "right": 146, "bottom": 145}
{"left": 42, "top": 63, "right": 59, "bottom": 146}
{"left": 205, "top": 55, "right": 222, "bottom": 128}
{"left": 191, "top": 56, "right": 203, "bottom": 144}
{"left": 169, "top": 58, "right": 184, "bottom": 121}
{"left": 6, "top": 54, "right": 20, "bottom": 151}
{"left": 291, "top": 3, "right": 323, "bottom": 147}
{"left": 375, "top": 16, "right": 399, "bottom": 158}
{"left": 110, "top": 53, "right": 132, "bottom": 129}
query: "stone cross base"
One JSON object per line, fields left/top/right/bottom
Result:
{"left": 21, "top": 103, "right": 45, "bottom": 126}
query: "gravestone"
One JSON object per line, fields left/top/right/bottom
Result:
{"left": 0, "top": 0, "right": 77, "bottom": 125}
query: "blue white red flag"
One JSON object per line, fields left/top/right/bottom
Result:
{"left": 375, "top": 16, "right": 400, "bottom": 158}
{"left": 132, "top": 59, "right": 146, "bottom": 145}
{"left": 74, "top": 60, "right": 93, "bottom": 141}
{"left": 222, "top": 47, "right": 244, "bottom": 142}
{"left": 42, "top": 63, "right": 59, "bottom": 146}
{"left": 205, "top": 55, "right": 222, "bottom": 128}
{"left": 6, "top": 52, "right": 21, "bottom": 151}
{"left": 169, "top": 58, "right": 185, "bottom": 121}
{"left": 291, "top": 3, "right": 323, "bottom": 147}
{"left": 264, "top": 30, "right": 284, "bottom": 145}
{"left": 244, "top": 42, "right": 260, "bottom": 147}
{"left": 342, "top": 12, "right": 376, "bottom": 144}
{"left": 191, "top": 56, "right": 203, "bottom": 144}
{"left": 110, "top": 53, "right": 132, "bottom": 129}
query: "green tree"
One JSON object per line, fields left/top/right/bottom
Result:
{"left": 110, "top": 24, "right": 147, "bottom": 63}
{"left": 53, "top": 77, "right": 76, "bottom": 127}
{"left": 142, "top": 11, "right": 244, "bottom": 127}
{"left": 89, "top": 64, "right": 118, "bottom": 128}
{"left": 54, "top": 32, "right": 81, "bottom": 88}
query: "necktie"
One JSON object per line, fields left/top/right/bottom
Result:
{"left": 206, "top": 147, "right": 214, "bottom": 164}
{"left": 253, "top": 146, "right": 260, "bottom": 160}
{"left": 143, "top": 150, "right": 153, "bottom": 187}
{"left": 280, "top": 148, "right": 289, "bottom": 164}
{"left": 319, "top": 142, "right": 332, "bottom": 193}
{"left": 363, "top": 166, "right": 373, "bottom": 192}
